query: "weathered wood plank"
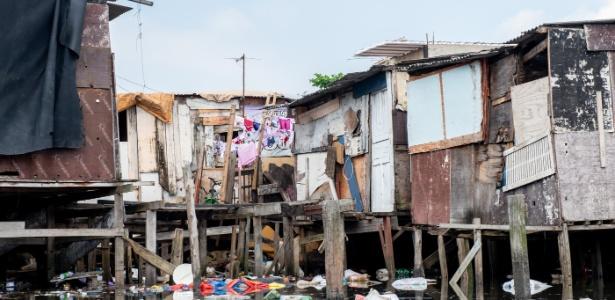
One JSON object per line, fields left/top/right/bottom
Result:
{"left": 508, "top": 195, "right": 531, "bottom": 299}
{"left": 183, "top": 166, "right": 201, "bottom": 290}
{"left": 511, "top": 77, "right": 550, "bottom": 144}
{"left": 171, "top": 228, "right": 183, "bottom": 265}
{"left": 123, "top": 237, "right": 176, "bottom": 275}
{"left": 220, "top": 106, "right": 237, "bottom": 203}
{"left": 145, "top": 210, "right": 157, "bottom": 285}
{"left": 297, "top": 98, "right": 340, "bottom": 124}
{"left": 323, "top": 200, "right": 346, "bottom": 299}
{"left": 558, "top": 223, "right": 573, "bottom": 299}
{"left": 201, "top": 116, "right": 230, "bottom": 126}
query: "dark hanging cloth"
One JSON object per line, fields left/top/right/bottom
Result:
{"left": 0, "top": 0, "right": 87, "bottom": 155}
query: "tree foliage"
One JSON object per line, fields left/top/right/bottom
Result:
{"left": 309, "top": 72, "right": 345, "bottom": 89}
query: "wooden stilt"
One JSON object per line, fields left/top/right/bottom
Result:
{"left": 114, "top": 191, "right": 126, "bottom": 289}
{"left": 558, "top": 222, "right": 573, "bottom": 300}
{"left": 273, "top": 222, "right": 280, "bottom": 274}
{"left": 183, "top": 166, "right": 201, "bottom": 291}
{"left": 171, "top": 229, "right": 184, "bottom": 266}
{"left": 126, "top": 245, "right": 133, "bottom": 284}
{"left": 243, "top": 218, "right": 252, "bottom": 272}
{"left": 508, "top": 194, "right": 531, "bottom": 299}
{"left": 87, "top": 217, "right": 97, "bottom": 272}
{"left": 145, "top": 210, "right": 157, "bottom": 285}
{"left": 323, "top": 200, "right": 346, "bottom": 299}
{"left": 293, "top": 236, "right": 301, "bottom": 275}
{"left": 46, "top": 206, "right": 55, "bottom": 280}
{"left": 486, "top": 239, "right": 498, "bottom": 291}
{"left": 594, "top": 238, "right": 604, "bottom": 300}
{"left": 413, "top": 228, "right": 424, "bottom": 277}
{"left": 253, "top": 216, "right": 263, "bottom": 277}
{"left": 450, "top": 240, "right": 482, "bottom": 300}
{"left": 283, "top": 216, "right": 294, "bottom": 276}
{"left": 456, "top": 238, "right": 469, "bottom": 295}
{"left": 382, "top": 216, "right": 396, "bottom": 279}
{"left": 229, "top": 224, "right": 237, "bottom": 278}
{"left": 473, "top": 218, "right": 484, "bottom": 300}
{"left": 438, "top": 235, "right": 448, "bottom": 299}
{"left": 220, "top": 105, "right": 237, "bottom": 203}
{"left": 102, "top": 239, "right": 112, "bottom": 282}
{"left": 198, "top": 219, "right": 208, "bottom": 277}
{"left": 237, "top": 219, "right": 246, "bottom": 273}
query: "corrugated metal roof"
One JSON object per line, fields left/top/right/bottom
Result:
{"left": 355, "top": 40, "right": 513, "bottom": 58}
{"left": 290, "top": 65, "right": 386, "bottom": 107}
{"left": 506, "top": 19, "right": 615, "bottom": 44}
{"left": 395, "top": 48, "right": 512, "bottom": 73}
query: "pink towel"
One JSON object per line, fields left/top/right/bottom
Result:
{"left": 278, "top": 117, "right": 291, "bottom": 130}
{"left": 237, "top": 142, "right": 258, "bottom": 169}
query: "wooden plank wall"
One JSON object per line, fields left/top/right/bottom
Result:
{"left": 504, "top": 176, "right": 560, "bottom": 226}
{"left": 511, "top": 77, "right": 551, "bottom": 144}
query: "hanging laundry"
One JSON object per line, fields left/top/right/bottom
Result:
{"left": 278, "top": 117, "right": 292, "bottom": 131}
{"left": 237, "top": 142, "right": 258, "bottom": 169}
{"left": 244, "top": 118, "right": 254, "bottom": 131}
{"left": 254, "top": 122, "right": 261, "bottom": 131}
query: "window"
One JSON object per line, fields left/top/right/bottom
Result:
{"left": 406, "top": 61, "right": 485, "bottom": 153}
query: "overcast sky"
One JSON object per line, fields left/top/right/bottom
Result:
{"left": 110, "top": 0, "right": 615, "bottom": 99}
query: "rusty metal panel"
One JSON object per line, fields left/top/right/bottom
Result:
{"left": 449, "top": 145, "right": 476, "bottom": 224}
{"left": 0, "top": 89, "right": 116, "bottom": 181}
{"left": 585, "top": 24, "right": 615, "bottom": 51}
{"left": 0, "top": 3, "right": 117, "bottom": 182}
{"left": 411, "top": 149, "right": 450, "bottom": 225}
{"left": 76, "top": 47, "right": 112, "bottom": 89}
{"left": 81, "top": 3, "right": 110, "bottom": 48}
{"left": 392, "top": 110, "right": 407, "bottom": 145}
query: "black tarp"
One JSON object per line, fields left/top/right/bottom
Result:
{"left": 0, "top": 0, "right": 86, "bottom": 155}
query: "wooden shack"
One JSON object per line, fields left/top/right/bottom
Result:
{"left": 117, "top": 91, "right": 294, "bottom": 203}
{"left": 404, "top": 20, "right": 615, "bottom": 226}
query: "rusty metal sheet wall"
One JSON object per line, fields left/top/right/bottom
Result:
{"left": 449, "top": 145, "right": 476, "bottom": 224}
{"left": 0, "top": 3, "right": 117, "bottom": 181}
{"left": 411, "top": 149, "right": 450, "bottom": 225}
{"left": 585, "top": 24, "right": 615, "bottom": 51}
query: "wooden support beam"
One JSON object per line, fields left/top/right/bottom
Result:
{"left": 508, "top": 194, "right": 531, "bottom": 299}
{"left": 87, "top": 217, "right": 96, "bottom": 272}
{"left": 596, "top": 91, "right": 607, "bottom": 167}
{"left": 473, "top": 218, "right": 484, "bottom": 300}
{"left": 381, "top": 216, "right": 396, "bottom": 279}
{"left": 145, "top": 210, "right": 157, "bottom": 285}
{"left": 450, "top": 240, "right": 482, "bottom": 300}
{"left": 123, "top": 237, "right": 176, "bottom": 275}
{"left": 438, "top": 235, "right": 449, "bottom": 300}
{"left": 558, "top": 223, "right": 573, "bottom": 300}
{"left": 283, "top": 217, "right": 294, "bottom": 276}
{"left": 198, "top": 219, "right": 208, "bottom": 278}
{"left": 102, "top": 239, "right": 112, "bottom": 282}
{"left": 522, "top": 38, "right": 547, "bottom": 62}
{"left": 183, "top": 166, "right": 201, "bottom": 290}
{"left": 237, "top": 219, "right": 246, "bottom": 274}
{"left": 220, "top": 105, "right": 237, "bottom": 203}
{"left": 243, "top": 218, "right": 252, "bottom": 272}
{"left": 273, "top": 222, "right": 280, "bottom": 274}
{"left": 46, "top": 206, "right": 55, "bottom": 281}
{"left": 594, "top": 239, "right": 604, "bottom": 300}
{"left": 413, "top": 228, "right": 424, "bottom": 277}
{"left": 323, "top": 200, "right": 346, "bottom": 299}
{"left": 229, "top": 224, "right": 237, "bottom": 278}
{"left": 194, "top": 141, "right": 206, "bottom": 204}
{"left": 456, "top": 238, "right": 469, "bottom": 296}
{"left": 157, "top": 226, "right": 236, "bottom": 241}
{"left": 171, "top": 229, "right": 184, "bottom": 266}
{"left": 253, "top": 216, "right": 263, "bottom": 277}
{"left": 0, "top": 228, "right": 122, "bottom": 238}
{"left": 126, "top": 244, "right": 133, "bottom": 284}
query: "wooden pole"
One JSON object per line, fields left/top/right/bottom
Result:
{"left": 473, "top": 218, "right": 484, "bottom": 300}
{"left": 171, "top": 229, "right": 184, "bottom": 266}
{"left": 273, "top": 222, "right": 280, "bottom": 274}
{"left": 243, "top": 218, "right": 252, "bottom": 272}
{"left": 558, "top": 222, "right": 573, "bottom": 300}
{"left": 253, "top": 216, "right": 263, "bottom": 277}
{"left": 594, "top": 238, "right": 604, "bottom": 300}
{"left": 145, "top": 210, "right": 157, "bottom": 285}
{"left": 126, "top": 244, "right": 133, "bottom": 284}
{"left": 438, "top": 235, "right": 448, "bottom": 299}
{"left": 183, "top": 166, "right": 201, "bottom": 291}
{"left": 323, "top": 200, "right": 346, "bottom": 299}
{"left": 87, "top": 217, "right": 97, "bottom": 272}
{"left": 114, "top": 191, "right": 126, "bottom": 289}
{"left": 413, "top": 228, "right": 424, "bottom": 277}
{"left": 220, "top": 105, "right": 237, "bottom": 203}
{"left": 102, "top": 239, "right": 112, "bottom": 282}
{"left": 198, "top": 219, "right": 208, "bottom": 278}
{"left": 283, "top": 216, "right": 294, "bottom": 276}
{"left": 229, "top": 224, "right": 237, "bottom": 278}
{"left": 237, "top": 219, "right": 246, "bottom": 273}
{"left": 382, "top": 216, "right": 396, "bottom": 280}
{"left": 47, "top": 206, "right": 55, "bottom": 280}
{"left": 456, "top": 238, "right": 469, "bottom": 295}
{"left": 194, "top": 142, "right": 206, "bottom": 204}
{"left": 508, "top": 194, "right": 531, "bottom": 299}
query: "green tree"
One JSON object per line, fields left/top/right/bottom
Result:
{"left": 309, "top": 72, "right": 345, "bottom": 89}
